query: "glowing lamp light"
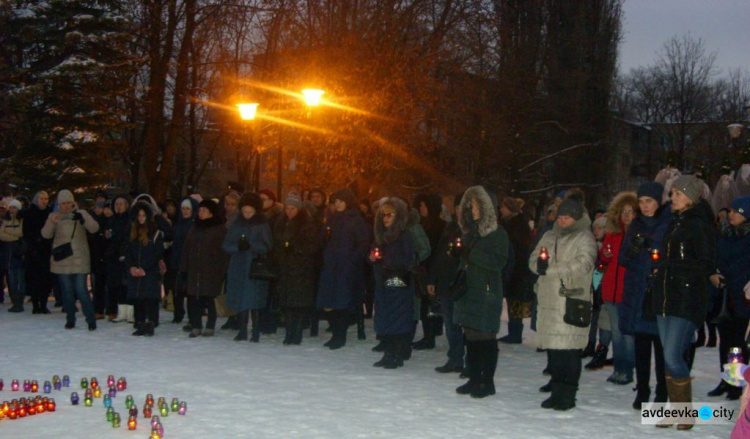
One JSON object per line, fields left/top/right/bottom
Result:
{"left": 112, "top": 412, "right": 121, "bottom": 428}
{"left": 143, "top": 405, "right": 152, "bottom": 418}
{"left": 52, "top": 375, "right": 60, "bottom": 384}
{"left": 47, "top": 399, "right": 56, "bottom": 412}
{"left": 70, "top": 392, "right": 79, "bottom": 405}
{"left": 84, "top": 396, "right": 93, "bottom": 407}
{"left": 8, "top": 409, "right": 17, "bottom": 420}
{"left": 62, "top": 376, "right": 70, "bottom": 387}
{"left": 539, "top": 246, "right": 549, "bottom": 261}
{"left": 129, "top": 404, "right": 138, "bottom": 418}
{"left": 125, "top": 395, "right": 134, "bottom": 409}
{"left": 159, "top": 405, "right": 169, "bottom": 417}
{"left": 301, "top": 89, "right": 325, "bottom": 107}
{"left": 729, "top": 347, "right": 744, "bottom": 364}
{"left": 90, "top": 378, "right": 98, "bottom": 390}
{"left": 371, "top": 248, "right": 382, "bottom": 260}
{"left": 11, "top": 380, "right": 18, "bottom": 392}
{"left": 30, "top": 381, "right": 38, "bottom": 393}
{"left": 107, "top": 375, "right": 115, "bottom": 388}
{"left": 80, "top": 378, "right": 88, "bottom": 389}
{"left": 171, "top": 398, "right": 179, "bottom": 412}
{"left": 18, "top": 406, "right": 26, "bottom": 417}
{"left": 27, "top": 403, "right": 36, "bottom": 415}
{"left": 106, "top": 407, "right": 115, "bottom": 422}
{"left": 150, "top": 415, "right": 160, "bottom": 428}
{"left": 145, "top": 394, "right": 154, "bottom": 406}
{"left": 43, "top": 381, "right": 51, "bottom": 393}
{"left": 93, "top": 387, "right": 102, "bottom": 398}
{"left": 53, "top": 381, "right": 61, "bottom": 391}
{"left": 650, "top": 248, "right": 660, "bottom": 261}
{"left": 116, "top": 378, "right": 125, "bottom": 392}
{"left": 237, "top": 103, "right": 259, "bottom": 121}
{"left": 455, "top": 237, "right": 463, "bottom": 248}
{"left": 150, "top": 432, "right": 161, "bottom": 439}
{"left": 178, "top": 401, "right": 187, "bottom": 416}
{"left": 157, "top": 397, "right": 166, "bottom": 407}
{"left": 128, "top": 415, "right": 137, "bottom": 430}
{"left": 23, "top": 380, "right": 30, "bottom": 392}
{"left": 108, "top": 386, "right": 116, "bottom": 398}
{"left": 103, "top": 395, "right": 111, "bottom": 408}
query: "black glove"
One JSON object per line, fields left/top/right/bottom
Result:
{"left": 72, "top": 211, "right": 84, "bottom": 224}
{"left": 626, "top": 233, "right": 647, "bottom": 258}
{"left": 537, "top": 257, "right": 548, "bottom": 276}
{"left": 238, "top": 239, "right": 251, "bottom": 252}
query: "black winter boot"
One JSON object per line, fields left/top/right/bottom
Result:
{"left": 498, "top": 319, "right": 523, "bottom": 344}
{"left": 584, "top": 344, "right": 608, "bottom": 370}
{"left": 283, "top": 311, "right": 294, "bottom": 345}
{"left": 356, "top": 307, "right": 366, "bottom": 341}
{"left": 234, "top": 311, "right": 249, "bottom": 341}
{"left": 471, "top": 340, "right": 498, "bottom": 398}
{"left": 412, "top": 318, "right": 436, "bottom": 350}
{"left": 707, "top": 380, "right": 729, "bottom": 397}
{"left": 581, "top": 341, "right": 596, "bottom": 358}
{"left": 383, "top": 336, "right": 405, "bottom": 369}
{"left": 553, "top": 383, "right": 577, "bottom": 411}
{"left": 249, "top": 310, "right": 260, "bottom": 343}
{"left": 373, "top": 336, "right": 393, "bottom": 367}
{"left": 292, "top": 313, "right": 305, "bottom": 345}
{"left": 372, "top": 336, "right": 386, "bottom": 352}
{"left": 309, "top": 310, "right": 319, "bottom": 337}
{"left": 132, "top": 323, "right": 147, "bottom": 336}
{"left": 144, "top": 321, "right": 155, "bottom": 337}
{"left": 456, "top": 341, "right": 481, "bottom": 395}
{"left": 632, "top": 386, "right": 651, "bottom": 410}
{"left": 221, "top": 315, "right": 239, "bottom": 330}
{"left": 328, "top": 311, "right": 348, "bottom": 350}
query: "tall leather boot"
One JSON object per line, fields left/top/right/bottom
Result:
{"left": 383, "top": 335, "right": 405, "bottom": 369}
{"left": 471, "top": 340, "right": 498, "bottom": 398}
{"left": 373, "top": 336, "right": 394, "bottom": 367}
{"left": 234, "top": 311, "right": 249, "bottom": 341}
{"left": 328, "top": 311, "right": 348, "bottom": 350}
{"left": 674, "top": 377, "right": 694, "bottom": 430}
{"left": 412, "top": 318, "right": 435, "bottom": 350}
{"left": 456, "top": 341, "right": 481, "bottom": 395}
{"left": 249, "top": 310, "right": 260, "bottom": 343}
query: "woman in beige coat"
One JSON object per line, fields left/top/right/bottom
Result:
{"left": 530, "top": 197, "right": 597, "bottom": 411}
{"left": 41, "top": 190, "right": 99, "bottom": 330}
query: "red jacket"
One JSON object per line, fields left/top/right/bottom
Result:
{"left": 599, "top": 231, "right": 627, "bottom": 304}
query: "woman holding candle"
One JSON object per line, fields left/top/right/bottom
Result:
{"left": 125, "top": 202, "right": 164, "bottom": 336}
{"left": 179, "top": 199, "right": 229, "bottom": 338}
{"left": 369, "top": 198, "right": 417, "bottom": 368}
{"left": 704, "top": 195, "right": 750, "bottom": 401}
{"left": 317, "top": 188, "right": 370, "bottom": 350}
{"left": 452, "top": 186, "right": 509, "bottom": 398}
{"left": 650, "top": 175, "right": 717, "bottom": 430}
{"left": 597, "top": 191, "right": 638, "bottom": 385}
{"left": 530, "top": 196, "right": 597, "bottom": 410}
{"left": 222, "top": 193, "right": 273, "bottom": 342}
{"left": 618, "top": 182, "right": 671, "bottom": 409}
{"left": 41, "top": 190, "right": 100, "bottom": 330}
{"left": 273, "top": 192, "right": 318, "bottom": 345}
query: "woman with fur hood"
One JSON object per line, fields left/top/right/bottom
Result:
{"left": 125, "top": 202, "right": 164, "bottom": 336}
{"left": 23, "top": 191, "right": 53, "bottom": 314}
{"left": 530, "top": 197, "right": 597, "bottom": 410}
{"left": 369, "top": 198, "right": 417, "bottom": 369}
{"left": 223, "top": 193, "right": 273, "bottom": 343}
{"left": 179, "top": 199, "right": 230, "bottom": 338}
{"left": 598, "top": 191, "right": 638, "bottom": 385}
{"left": 453, "top": 186, "right": 510, "bottom": 399}
{"left": 317, "top": 188, "right": 370, "bottom": 350}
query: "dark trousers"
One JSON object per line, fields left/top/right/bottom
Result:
{"left": 635, "top": 332, "right": 666, "bottom": 392}
{"left": 26, "top": 263, "right": 52, "bottom": 311}
{"left": 718, "top": 317, "right": 750, "bottom": 370}
{"left": 91, "top": 263, "right": 109, "bottom": 314}
{"left": 439, "top": 295, "right": 464, "bottom": 364}
{"left": 188, "top": 296, "right": 216, "bottom": 330}
{"left": 173, "top": 287, "right": 187, "bottom": 322}
{"left": 548, "top": 349, "right": 582, "bottom": 387}
{"left": 134, "top": 298, "right": 160, "bottom": 324}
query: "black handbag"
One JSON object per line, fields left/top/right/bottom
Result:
{"left": 710, "top": 286, "right": 732, "bottom": 325}
{"left": 51, "top": 222, "right": 77, "bottom": 262}
{"left": 249, "top": 256, "right": 276, "bottom": 281}
{"left": 448, "top": 266, "right": 468, "bottom": 300}
{"left": 559, "top": 280, "right": 591, "bottom": 328}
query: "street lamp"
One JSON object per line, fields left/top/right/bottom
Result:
{"left": 237, "top": 103, "right": 259, "bottom": 190}
{"left": 301, "top": 89, "right": 324, "bottom": 107}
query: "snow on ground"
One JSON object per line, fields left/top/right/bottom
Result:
{"left": 0, "top": 302, "right": 735, "bottom": 438}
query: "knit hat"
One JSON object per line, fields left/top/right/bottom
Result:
{"left": 592, "top": 216, "right": 607, "bottom": 229}
{"left": 330, "top": 188, "right": 358, "bottom": 210}
{"left": 557, "top": 198, "right": 583, "bottom": 220}
{"left": 637, "top": 181, "right": 664, "bottom": 203}
{"left": 284, "top": 191, "right": 302, "bottom": 209}
{"left": 671, "top": 175, "right": 703, "bottom": 204}
{"left": 198, "top": 199, "right": 220, "bottom": 217}
{"left": 259, "top": 189, "right": 277, "bottom": 203}
{"left": 239, "top": 193, "right": 263, "bottom": 213}
{"left": 8, "top": 199, "right": 22, "bottom": 210}
{"left": 502, "top": 197, "right": 520, "bottom": 214}
{"left": 57, "top": 189, "right": 74, "bottom": 204}
{"left": 181, "top": 199, "right": 193, "bottom": 210}
{"left": 731, "top": 196, "right": 750, "bottom": 218}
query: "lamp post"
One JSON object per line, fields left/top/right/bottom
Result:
{"left": 237, "top": 103, "right": 259, "bottom": 191}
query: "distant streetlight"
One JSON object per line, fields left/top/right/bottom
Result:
{"left": 301, "top": 89, "right": 325, "bottom": 107}
{"left": 237, "top": 103, "right": 259, "bottom": 121}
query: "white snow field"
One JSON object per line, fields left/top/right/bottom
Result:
{"left": 0, "top": 304, "right": 735, "bottom": 438}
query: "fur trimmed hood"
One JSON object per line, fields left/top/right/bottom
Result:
{"left": 133, "top": 193, "right": 161, "bottom": 216}
{"left": 374, "top": 197, "right": 409, "bottom": 245}
{"left": 458, "top": 186, "right": 498, "bottom": 237}
{"left": 605, "top": 191, "right": 637, "bottom": 233}
{"left": 129, "top": 200, "right": 155, "bottom": 223}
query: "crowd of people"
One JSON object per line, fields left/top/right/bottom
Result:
{"left": 2, "top": 175, "right": 750, "bottom": 431}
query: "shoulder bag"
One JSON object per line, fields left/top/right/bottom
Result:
{"left": 51, "top": 221, "right": 77, "bottom": 262}
{"left": 555, "top": 241, "right": 591, "bottom": 328}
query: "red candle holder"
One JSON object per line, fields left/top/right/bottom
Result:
{"left": 650, "top": 248, "right": 660, "bottom": 261}
{"left": 128, "top": 415, "right": 137, "bottom": 430}
{"left": 539, "top": 246, "right": 549, "bottom": 261}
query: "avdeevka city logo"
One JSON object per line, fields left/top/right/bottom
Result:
{"left": 698, "top": 405, "right": 713, "bottom": 421}
{"left": 641, "top": 403, "right": 735, "bottom": 425}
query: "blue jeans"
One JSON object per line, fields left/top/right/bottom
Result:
{"left": 657, "top": 315, "right": 696, "bottom": 379}
{"left": 588, "top": 307, "right": 613, "bottom": 347}
{"left": 58, "top": 273, "right": 95, "bottom": 326}
{"left": 8, "top": 267, "right": 25, "bottom": 307}
{"left": 604, "top": 302, "right": 635, "bottom": 378}
{"left": 439, "top": 295, "right": 465, "bottom": 365}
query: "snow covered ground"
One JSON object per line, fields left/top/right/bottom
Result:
{"left": 0, "top": 303, "right": 735, "bottom": 438}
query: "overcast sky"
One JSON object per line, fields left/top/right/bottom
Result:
{"left": 619, "top": 0, "right": 750, "bottom": 76}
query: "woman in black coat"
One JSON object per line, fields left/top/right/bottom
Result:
{"left": 706, "top": 195, "right": 750, "bottom": 401}
{"left": 370, "top": 197, "right": 416, "bottom": 369}
{"left": 23, "top": 191, "right": 53, "bottom": 314}
{"left": 125, "top": 202, "right": 164, "bottom": 336}
{"left": 650, "top": 176, "right": 717, "bottom": 430}
{"left": 105, "top": 196, "right": 132, "bottom": 322}
{"left": 274, "top": 193, "right": 319, "bottom": 345}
